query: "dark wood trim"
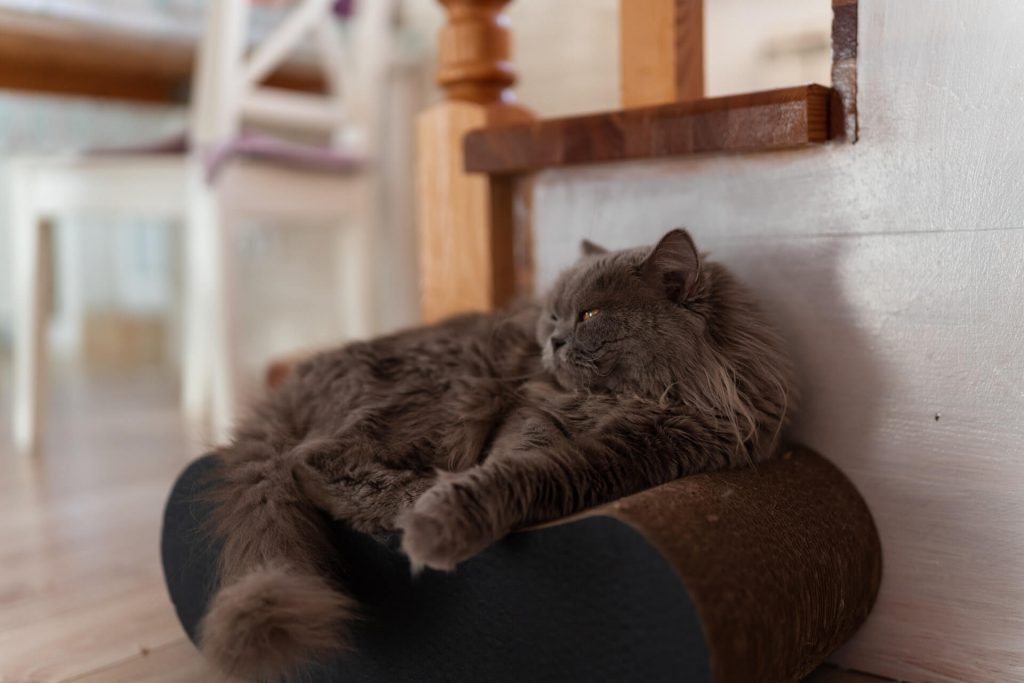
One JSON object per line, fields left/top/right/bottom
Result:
{"left": 831, "top": 0, "right": 859, "bottom": 141}
{"left": 463, "top": 85, "right": 831, "bottom": 175}
{"left": 0, "top": 12, "right": 323, "bottom": 104}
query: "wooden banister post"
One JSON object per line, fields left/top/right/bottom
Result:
{"left": 619, "top": 0, "right": 704, "bottom": 107}
{"left": 417, "top": 0, "right": 533, "bottom": 323}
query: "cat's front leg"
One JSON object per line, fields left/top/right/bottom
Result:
{"left": 400, "top": 416, "right": 574, "bottom": 570}
{"left": 399, "top": 447, "right": 604, "bottom": 571}
{"left": 398, "top": 469, "right": 500, "bottom": 571}
{"left": 399, "top": 413, "right": 709, "bottom": 570}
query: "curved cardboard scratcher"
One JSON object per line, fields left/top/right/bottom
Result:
{"left": 161, "top": 447, "right": 880, "bottom": 682}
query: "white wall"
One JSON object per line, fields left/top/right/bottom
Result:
{"left": 527, "top": 2, "right": 1024, "bottom": 681}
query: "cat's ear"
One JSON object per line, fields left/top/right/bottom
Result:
{"left": 580, "top": 239, "right": 609, "bottom": 257}
{"left": 640, "top": 229, "right": 702, "bottom": 302}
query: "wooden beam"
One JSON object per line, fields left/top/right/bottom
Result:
{"left": 416, "top": 0, "right": 533, "bottom": 323}
{"left": 464, "top": 85, "right": 831, "bottom": 175}
{"left": 0, "top": 11, "right": 323, "bottom": 104}
{"left": 619, "top": 0, "right": 704, "bottom": 108}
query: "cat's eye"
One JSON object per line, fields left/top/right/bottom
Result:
{"left": 580, "top": 308, "right": 601, "bottom": 322}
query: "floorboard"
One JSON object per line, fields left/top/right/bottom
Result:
{"left": 0, "top": 364, "right": 220, "bottom": 682}
{"left": 64, "top": 639, "right": 231, "bottom": 683}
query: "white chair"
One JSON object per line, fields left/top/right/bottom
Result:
{"left": 8, "top": 0, "right": 395, "bottom": 454}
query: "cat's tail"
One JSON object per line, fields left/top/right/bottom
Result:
{"left": 198, "top": 440, "right": 356, "bottom": 680}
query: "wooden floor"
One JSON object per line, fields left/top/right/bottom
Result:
{"left": 0, "top": 364, "right": 223, "bottom": 682}
{"left": 0, "top": 362, "right": 892, "bottom": 683}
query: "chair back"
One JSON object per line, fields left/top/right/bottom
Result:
{"left": 189, "top": 0, "right": 395, "bottom": 155}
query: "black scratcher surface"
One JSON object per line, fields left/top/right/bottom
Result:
{"left": 161, "top": 455, "right": 710, "bottom": 682}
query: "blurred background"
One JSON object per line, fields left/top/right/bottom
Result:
{"left": 0, "top": 0, "right": 830, "bottom": 431}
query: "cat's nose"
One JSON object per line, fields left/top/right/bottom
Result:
{"left": 550, "top": 335, "right": 566, "bottom": 352}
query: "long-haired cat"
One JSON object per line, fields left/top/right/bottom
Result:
{"left": 199, "top": 229, "right": 795, "bottom": 680}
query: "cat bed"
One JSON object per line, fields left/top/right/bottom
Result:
{"left": 161, "top": 446, "right": 880, "bottom": 683}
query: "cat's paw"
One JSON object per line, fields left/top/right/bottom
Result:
{"left": 398, "top": 484, "right": 493, "bottom": 572}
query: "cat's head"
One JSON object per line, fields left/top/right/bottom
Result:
{"left": 537, "top": 229, "right": 794, "bottom": 456}
{"left": 537, "top": 229, "right": 709, "bottom": 393}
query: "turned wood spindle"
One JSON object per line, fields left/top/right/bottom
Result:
{"left": 436, "top": 0, "right": 518, "bottom": 104}
{"left": 417, "top": 0, "right": 533, "bottom": 323}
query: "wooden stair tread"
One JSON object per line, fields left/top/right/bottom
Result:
{"left": 463, "top": 85, "right": 831, "bottom": 175}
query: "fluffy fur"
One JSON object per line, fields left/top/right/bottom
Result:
{"left": 199, "top": 563, "right": 356, "bottom": 681}
{"left": 199, "top": 229, "right": 795, "bottom": 679}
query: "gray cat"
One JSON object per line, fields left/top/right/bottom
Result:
{"left": 199, "top": 229, "right": 795, "bottom": 680}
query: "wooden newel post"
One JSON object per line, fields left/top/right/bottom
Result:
{"left": 417, "top": 0, "right": 533, "bottom": 323}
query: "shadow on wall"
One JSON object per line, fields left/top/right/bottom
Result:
{"left": 720, "top": 237, "right": 887, "bottom": 462}
{"left": 721, "top": 233, "right": 1001, "bottom": 679}
{"left": 715, "top": 233, "right": 890, "bottom": 653}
